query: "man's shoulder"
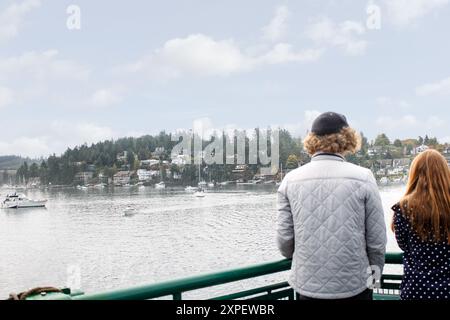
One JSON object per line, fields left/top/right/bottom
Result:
{"left": 341, "top": 161, "right": 372, "bottom": 178}
{"left": 284, "top": 160, "right": 373, "bottom": 182}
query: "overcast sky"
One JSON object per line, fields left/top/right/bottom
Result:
{"left": 1, "top": 0, "right": 450, "bottom": 157}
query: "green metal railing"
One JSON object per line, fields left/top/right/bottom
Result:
{"left": 30, "top": 253, "right": 403, "bottom": 300}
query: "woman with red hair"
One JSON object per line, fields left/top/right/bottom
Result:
{"left": 392, "top": 149, "right": 450, "bottom": 300}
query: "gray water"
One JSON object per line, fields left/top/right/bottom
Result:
{"left": 0, "top": 185, "right": 404, "bottom": 298}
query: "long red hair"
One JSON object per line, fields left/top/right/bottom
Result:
{"left": 398, "top": 149, "right": 450, "bottom": 243}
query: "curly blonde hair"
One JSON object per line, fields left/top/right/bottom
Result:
{"left": 303, "top": 127, "right": 362, "bottom": 156}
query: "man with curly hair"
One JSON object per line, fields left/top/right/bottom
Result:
{"left": 276, "top": 112, "right": 386, "bottom": 300}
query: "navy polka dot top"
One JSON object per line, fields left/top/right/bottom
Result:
{"left": 392, "top": 204, "right": 450, "bottom": 300}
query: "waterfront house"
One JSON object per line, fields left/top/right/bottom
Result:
{"left": 116, "top": 151, "right": 128, "bottom": 162}
{"left": 137, "top": 169, "right": 152, "bottom": 182}
{"left": 377, "top": 159, "right": 393, "bottom": 169}
{"left": 98, "top": 172, "right": 108, "bottom": 184}
{"left": 74, "top": 171, "right": 94, "bottom": 185}
{"left": 388, "top": 167, "right": 405, "bottom": 176}
{"left": 171, "top": 154, "right": 190, "bottom": 166}
{"left": 140, "top": 159, "right": 160, "bottom": 168}
{"left": 153, "top": 147, "right": 165, "bottom": 158}
{"left": 368, "top": 146, "right": 387, "bottom": 157}
{"left": 413, "top": 145, "right": 429, "bottom": 154}
{"left": 172, "top": 172, "right": 182, "bottom": 180}
{"left": 149, "top": 170, "right": 160, "bottom": 178}
{"left": 113, "top": 171, "right": 131, "bottom": 186}
{"left": 367, "top": 148, "right": 377, "bottom": 157}
{"left": 393, "top": 158, "right": 411, "bottom": 168}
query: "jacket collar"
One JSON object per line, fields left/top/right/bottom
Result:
{"left": 311, "top": 153, "right": 345, "bottom": 162}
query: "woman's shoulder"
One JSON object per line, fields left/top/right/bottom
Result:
{"left": 391, "top": 203, "right": 403, "bottom": 214}
{"left": 392, "top": 202, "right": 410, "bottom": 224}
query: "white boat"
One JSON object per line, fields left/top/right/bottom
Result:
{"left": 155, "top": 182, "right": 166, "bottom": 189}
{"left": 392, "top": 177, "right": 404, "bottom": 185}
{"left": 185, "top": 186, "right": 198, "bottom": 192}
{"left": 76, "top": 185, "right": 88, "bottom": 190}
{"left": 207, "top": 182, "right": 215, "bottom": 188}
{"left": 195, "top": 155, "right": 206, "bottom": 197}
{"left": 1, "top": 193, "right": 47, "bottom": 209}
{"left": 123, "top": 206, "right": 137, "bottom": 217}
{"left": 379, "top": 177, "right": 389, "bottom": 186}
{"left": 194, "top": 189, "right": 206, "bottom": 198}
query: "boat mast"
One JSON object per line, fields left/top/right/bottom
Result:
{"left": 280, "top": 162, "right": 283, "bottom": 181}
{"left": 198, "top": 160, "right": 201, "bottom": 184}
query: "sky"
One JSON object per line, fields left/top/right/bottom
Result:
{"left": 0, "top": 0, "right": 450, "bottom": 157}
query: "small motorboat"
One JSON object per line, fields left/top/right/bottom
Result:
{"left": 1, "top": 193, "right": 47, "bottom": 209}
{"left": 123, "top": 206, "right": 137, "bottom": 217}
{"left": 194, "top": 189, "right": 206, "bottom": 198}
{"left": 155, "top": 182, "right": 166, "bottom": 189}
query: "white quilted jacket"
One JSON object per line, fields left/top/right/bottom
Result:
{"left": 277, "top": 153, "right": 387, "bottom": 299}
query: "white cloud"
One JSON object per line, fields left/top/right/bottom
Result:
{"left": 376, "top": 114, "right": 418, "bottom": 129}
{"left": 262, "top": 6, "right": 290, "bottom": 42}
{"left": 274, "top": 110, "right": 322, "bottom": 137}
{"left": 0, "top": 0, "right": 41, "bottom": 43}
{"left": 90, "top": 88, "right": 123, "bottom": 108}
{"left": 305, "top": 17, "right": 368, "bottom": 56}
{"left": 0, "top": 122, "right": 117, "bottom": 157}
{"left": 50, "top": 121, "right": 116, "bottom": 147}
{"left": 427, "top": 115, "right": 445, "bottom": 128}
{"left": 0, "top": 50, "right": 90, "bottom": 82}
{"left": 0, "top": 50, "right": 91, "bottom": 109}
{"left": 193, "top": 117, "right": 215, "bottom": 137}
{"left": 383, "top": 0, "right": 449, "bottom": 26}
{"left": 376, "top": 96, "right": 411, "bottom": 109}
{"left": 416, "top": 77, "right": 450, "bottom": 96}
{"left": 123, "top": 34, "right": 251, "bottom": 79}
{"left": 0, "top": 86, "right": 14, "bottom": 108}
{"left": 306, "top": 18, "right": 367, "bottom": 55}
{"left": 0, "top": 136, "right": 50, "bottom": 158}
{"left": 258, "top": 43, "right": 323, "bottom": 64}
{"left": 376, "top": 114, "right": 444, "bottom": 130}
{"left": 121, "top": 34, "right": 322, "bottom": 80}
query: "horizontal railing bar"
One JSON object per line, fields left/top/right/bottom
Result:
{"left": 63, "top": 252, "right": 403, "bottom": 300}
{"left": 249, "top": 289, "right": 295, "bottom": 300}
{"left": 73, "top": 259, "right": 292, "bottom": 300}
{"left": 210, "top": 282, "right": 291, "bottom": 300}
{"left": 385, "top": 252, "right": 403, "bottom": 264}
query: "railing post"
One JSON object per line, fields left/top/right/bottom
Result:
{"left": 173, "top": 292, "right": 182, "bottom": 300}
